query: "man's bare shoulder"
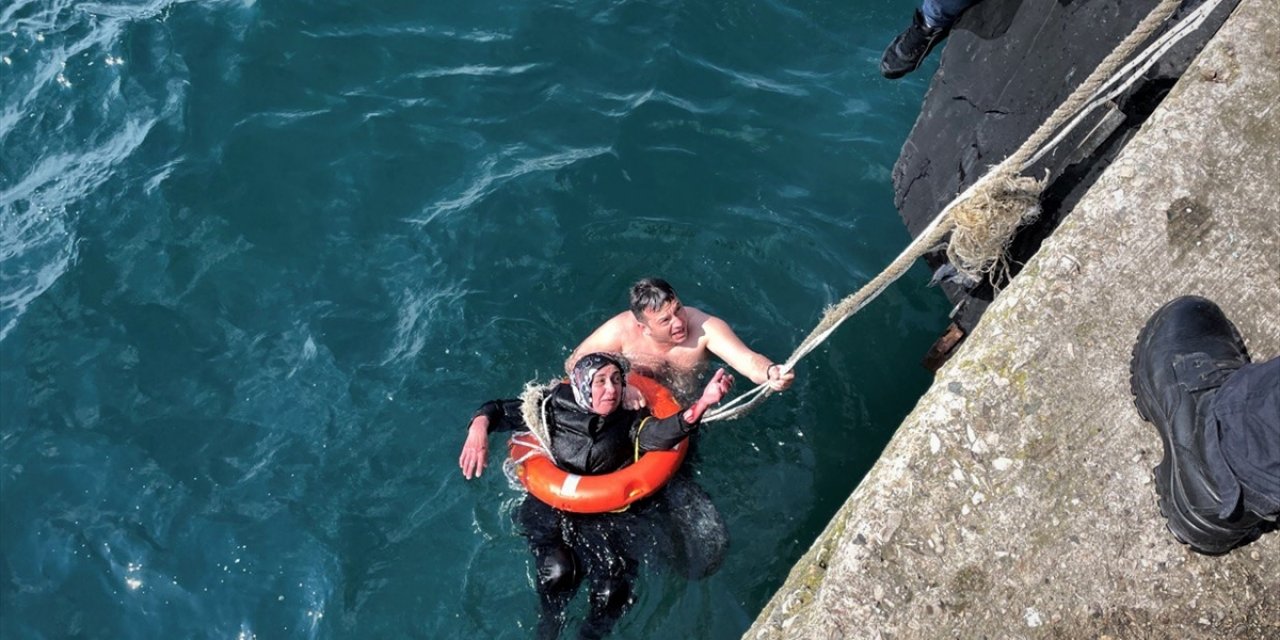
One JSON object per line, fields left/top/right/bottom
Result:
{"left": 683, "top": 306, "right": 713, "bottom": 325}
{"left": 601, "top": 310, "right": 639, "bottom": 334}
{"left": 568, "top": 311, "right": 636, "bottom": 370}
{"left": 686, "top": 307, "right": 732, "bottom": 335}
{"left": 589, "top": 311, "right": 644, "bottom": 348}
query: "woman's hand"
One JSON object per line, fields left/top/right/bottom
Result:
{"left": 622, "top": 385, "right": 647, "bottom": 410}
{"left": 459, "top": 416, "right": 489, "bottom": 479}
{"left": 700, "top": 368, "right": 733, "bottom": 405}
{"left": 683, "top": 368, "right": 733, "bottom": 423}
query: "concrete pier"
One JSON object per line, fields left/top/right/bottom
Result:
{"left": 747, "top": 0, "right": 1280, "bottom": 637}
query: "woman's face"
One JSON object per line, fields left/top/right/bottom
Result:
{"left": 589, "top": 364, "right": 624, "bottom": 415}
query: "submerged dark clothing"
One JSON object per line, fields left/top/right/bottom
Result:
{"left": 472, "top": 381, "right": 714, "bottom": 638}
{"left": 474, "top": 383, "right": 697, "bottom": 475}
{"left": 518, "top": 497, "right": 637, "bottom": 640}
{"left": 1205, "top": 357, "right": 1280, "bottom": 519}
{"left": 515, "top": 472, "right": 728, "bottom": 640}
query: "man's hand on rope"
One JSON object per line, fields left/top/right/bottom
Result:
{"left": 765, "top": 363, "right": 795, "bottom": 392}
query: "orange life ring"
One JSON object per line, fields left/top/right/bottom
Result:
{"left": 508, "top": 373, "right": 686, "bottom": 514}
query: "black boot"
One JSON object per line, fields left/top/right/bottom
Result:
{"left": 880, "top": 10, "right": 950, "bottom": 80}
{"left": 1130, "top": 296, "right": 1267, "bottom": 554}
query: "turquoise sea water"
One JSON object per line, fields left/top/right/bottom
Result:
{"left": 1, "top": 0, "right": 947, "bottom": 637}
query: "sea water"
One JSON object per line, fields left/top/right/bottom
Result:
{"left": 0, "top": 0, "right": 946, "bottom": 637}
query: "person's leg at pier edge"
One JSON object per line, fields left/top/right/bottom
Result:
{"left": 1130, "top": 295, "right": 1278, "bottom": 554}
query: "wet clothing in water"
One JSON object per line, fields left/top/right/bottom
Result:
{"left": 518, "top": 497, "right": 637, "bottom": 640}
{"left": 515, "top": 473, "right": 727, "bottom": 640}
{"left": 472, "top": 382, "right": 717, "bottom": 638}
{"left": 473, "top": 383, "right": 697, "bottom": 475}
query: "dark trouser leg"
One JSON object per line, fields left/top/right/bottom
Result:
{"left": 568, "top": 514, "right": 639, "bottom": 640}
{"left": 578, "top": 540, "right": 636, "bottom": 640}
{"left": 517, "top": 498, "right": 582, "bottom": 640}
{"left": 532, "top": 545, "right": 579, "bottom": 640}
{"left": 921, "top": 0, "right": 979, "bottom": 29}
{"left": 1206, "top": 357, "right": 1280, "bottom": 519}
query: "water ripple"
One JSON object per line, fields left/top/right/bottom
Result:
{"left": 675, "top": 49, "right": 810, "bottom": 97}
{"left": 77, "top": 0, "right": 184, "bottom": 21}
{"left": 595, "top": 87, "right": 730, "bottom": 117}
{"left": 302, "top": 24, "right": 514, "bottom": 44}
{"left": 0, "top": 205, "right": 75, "bottom": 342}
{"left": 1, "top": 119, "right": 154, "bottom": 341}
{"left": 1, "top": 0, "right": 188, "bottom": 343}
{"left": 411, "top": 62, "right": 540, "bottom": 79}
{"left": 382, "top": 281, "right": 468, "bottom": 366}
{"left": 411, "top": 145, "right": 613, "bottom": 225}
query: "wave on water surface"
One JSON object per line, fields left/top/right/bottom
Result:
{"left": 413, "top": 145, "right": 614, "bottom": 225}
{"left": 0, "top": 0, "right": 193, "bottom": 342}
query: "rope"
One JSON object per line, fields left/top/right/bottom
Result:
{"left": 704, "top": 0, "right": 1197, "bottom": 422}
{"left": 945, "top": 0, "right": 1182, "bottom": 282}
{"left": 1026, "top": 0, "right": 1228, "bottom": 167}
{"left": 518, "top": 381, "right": 560, "bottom": 463}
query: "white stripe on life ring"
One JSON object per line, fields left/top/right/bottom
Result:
{"left": 561, "top": 474, "right": 582, "bottom": 497}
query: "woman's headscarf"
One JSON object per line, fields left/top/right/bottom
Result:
{"left": 569, "top": 352, "right": 627, "bottom": 413}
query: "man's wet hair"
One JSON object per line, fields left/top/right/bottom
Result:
{"left": 630, "top": 278, "right": 678, "bottom": 321}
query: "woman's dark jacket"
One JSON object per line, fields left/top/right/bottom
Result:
{"left": 474, "top": 383, "right": 697, "bottom": 475}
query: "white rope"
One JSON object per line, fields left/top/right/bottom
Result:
{"left": 704, "top": 0, "right": 1206, "bottom": 422}
{"left": 508, "top": 431, "right": 550, "bottom": 465}
{"left": 517, "top": 384, "right": 560, "bottom": 463}
{"left": 1027, "top": 0, "right": 1227, "bottom": 166}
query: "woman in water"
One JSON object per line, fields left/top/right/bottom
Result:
{"left": 459, "top": 352, "right": 732, "bottom": 639}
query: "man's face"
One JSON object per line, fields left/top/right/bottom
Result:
{"left": 641, "top": 300, "right": 687, "bottom": 344}
{"left": 589, "top": 364, "right": 624, "bottom": 415}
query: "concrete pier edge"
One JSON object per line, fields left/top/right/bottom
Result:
{"left": 747, "top": 0, "right": 1280, "bottom": 637}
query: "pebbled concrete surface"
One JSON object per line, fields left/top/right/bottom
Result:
{"left": 746, "top": 0, "right": 1280, "bottom": 637}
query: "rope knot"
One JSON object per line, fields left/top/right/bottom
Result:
{"left": 946, "top": 170, "right": 1046, "bottom": 284}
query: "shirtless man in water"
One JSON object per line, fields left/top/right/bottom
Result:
{"left": 566, "top": 278, "right": 795, "bottom": 397}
